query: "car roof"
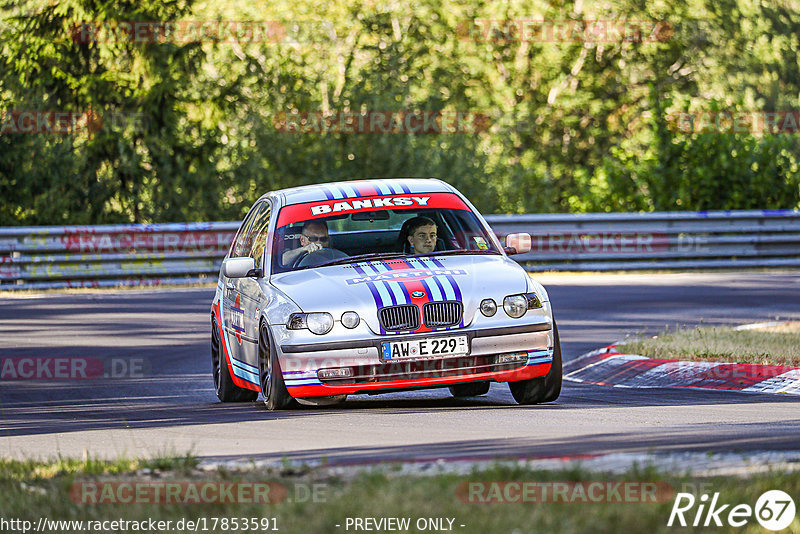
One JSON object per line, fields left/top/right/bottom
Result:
{"left": 265, "top": 178, "right": 456, "bottom": 206}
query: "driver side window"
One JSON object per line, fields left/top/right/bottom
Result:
{"left": 246, "top": 203, "right": 271, "bottom": 269}
{"left": 230, "top": 203, "right": 261, "bottom": 258}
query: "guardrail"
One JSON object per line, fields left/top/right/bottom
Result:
{"left": 0, "top": 222, "right": 239, "bottom": 290}
{"left": 485, "top": 209, "right": 800, "bottom": 272}
{"left": 1, "top": 210, "right": 799, "bottom": 289}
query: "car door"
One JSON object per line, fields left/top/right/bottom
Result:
{"left": 223, "top": 202, "right": 263, "bottom": 362}
{"left": 235, "top": 201, "right": 272, "bottom": 367}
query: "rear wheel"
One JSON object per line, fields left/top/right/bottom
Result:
{"left": 259, "top": 323, "right": 294, "bottom": 410}
{"left": 508, "top": 321, "right": 562, "bottom": 405}
{"left": 449, "top": 382, "right": 490, "bottom": 397}
{"left": 211, "top": 317, "right": 258, "bottom": 402}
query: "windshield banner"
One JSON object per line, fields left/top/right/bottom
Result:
{"left": 276, "top": 192, "right": 469, "bottom": 226}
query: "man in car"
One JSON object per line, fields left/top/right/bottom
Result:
{"left": 399, "top": 216, "right": 438, "bottom": 254}
{"left": 282, "top": 220, "right": 330, "bottom": 265}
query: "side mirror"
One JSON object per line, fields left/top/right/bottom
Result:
{"left": 504, "top": 233, "right": 532, "bottom": 255}
{"left": 223, "top": 257, "right": 258, "bottom": 278}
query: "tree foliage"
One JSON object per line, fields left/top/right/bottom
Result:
{"left": 1, "top": 0, "right": 798, "bottom": 225}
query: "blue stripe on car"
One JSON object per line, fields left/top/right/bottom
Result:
{"left": 525, "top": 349, "right": 554, "bottom": 366}
{"left": 368, "top": 263, "right": 399, "bottom": 306}
{"left": 409, "top": 258, "right": 448, "bottom": 301}
{"left": 352, "top": 263, "right": 388, "bottom": 334}
{"left": 232, "top": 358, "right": 258, "bottom": 374}
{"left": 342, "top": 184, "right": 359, "bottom": 198}
{"left": 285, "top": 379, "right": 322, "bottom": 387}
{"left": 328, "top": 185, "right": 344, "bottom": 199}
{"left": 231, "top": 361, "right": 259, "bottom": 384}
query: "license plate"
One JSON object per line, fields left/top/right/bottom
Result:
{"left": 381, "top": 335, "right": 469, "bottom": 360}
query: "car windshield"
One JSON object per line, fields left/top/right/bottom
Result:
{"left": 272, "top": 194, "right": 500, "bottom": 273}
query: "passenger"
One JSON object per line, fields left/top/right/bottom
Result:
{"left": 282, "top": 220, "right": 329, "bottom": 265}
{"left": 399, "top": 216, "right": 438, "bottom": 254}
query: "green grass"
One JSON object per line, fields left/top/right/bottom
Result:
{"left": 1, "top": 457, "right": 799, "bottom": 533}
{"left": 0, "top": 454, "right": 199, "bottom": 481}
{"left": 621, "top": 323, "right": 800, "bottom": 367}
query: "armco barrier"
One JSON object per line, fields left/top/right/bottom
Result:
{"left": 485, "top": 209, "right": 800, "bottom": 271}
{"left": 1, "top": 210, "right": 799, "bottom": 289}
{"left": 0, "top": 222, "right": 239, "bottom": 290}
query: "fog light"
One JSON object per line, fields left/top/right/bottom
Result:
{"left": 318, "top": 367, "right": 353, "bottom": 380}
{"left": 341, "top": 311, "right": 360, "bottom": 329}
{"left": 479, "top": 298, "right": 497, "bottom": 317}
{"left": 503, "top": 295, "right": 528, "bottom": 318}
{"left": 497, "top": 352, "right": 527, "bottom": 364}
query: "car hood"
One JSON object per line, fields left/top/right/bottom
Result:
{"left": 269, "top": 255, "right": 531, "bottom": 333}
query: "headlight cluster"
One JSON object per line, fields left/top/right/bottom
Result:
{"left": 480, "top": 292, "right": 542, "bottom": 318}
{"left": 287, "top": 311, "right": 360, "bottom": 334}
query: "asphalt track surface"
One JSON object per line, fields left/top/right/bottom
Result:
{"left": 2, "top": 272, "right": 800, "bottom": 464}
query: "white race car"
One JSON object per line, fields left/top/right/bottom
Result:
{"left": 211, "top": 179, "right": 560, "bottom": 409}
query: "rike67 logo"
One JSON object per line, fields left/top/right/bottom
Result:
{"left": 668, "top": 490, "right": 796, "bottom": 530}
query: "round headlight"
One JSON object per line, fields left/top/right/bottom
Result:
{"left": 306, "top": 312, "right": 334, "bottom": 335}
{"left": 503, "top": 295, "right": 528, "bottom": 318}
{"left": 341, "top": 311, "right": 360, "bottom": 329}
{"left": 479, "top": 298, "right": 497, "bottom": 317}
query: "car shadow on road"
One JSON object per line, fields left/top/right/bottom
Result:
{"left": 203, "top": 417, "right": 800, "bottom": 466}
{"left": 2, "top": 378, "right": 799, "bottom": 438}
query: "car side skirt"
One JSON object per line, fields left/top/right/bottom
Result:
{"left": 212, "top": 301, "right": 261, "bottom": 392}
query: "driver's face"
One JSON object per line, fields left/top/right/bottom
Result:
{"left": 408, "top": 224, "right": 437, "bottom": 253}
{"left": 300, "top": 227, "right": 329, "bottom": 248}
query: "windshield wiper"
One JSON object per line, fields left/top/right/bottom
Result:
{"left": 316, "top": 252, "right": 408, "bottom": 268}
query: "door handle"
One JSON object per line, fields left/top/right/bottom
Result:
{"left": 225, "top": 282, "right": 235, "bottom": 290}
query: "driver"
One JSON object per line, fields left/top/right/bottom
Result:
{"left": 399, "top": 216, "right": 438, "bottom": 254}
{"left": 282, "top": 220, "right": 329, "bottom": 265}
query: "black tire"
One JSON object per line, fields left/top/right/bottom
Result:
{"left": 449, "top": 382, "right": 491, "bottom": 397}
{"left": 508, "top": 321, "right": 563, "bottom": 405}
{"left": 258, "top": 323, "right": 295, "bottom": 410}
{"left": 211, "top": 317, "right": 258, "bottom": 402}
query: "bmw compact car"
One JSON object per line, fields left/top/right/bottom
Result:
{"left": 210, "top": 179, "right": 560, "bottom": 409}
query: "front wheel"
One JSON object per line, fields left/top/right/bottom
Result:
{"left": 508, "top": 321, "right": 562, "bottom": 405}
{"left": 211, "top": 317, "right": 258, "bottom": 402}
{"left": 259, "top": 323, "right": 295, "bottom": 410}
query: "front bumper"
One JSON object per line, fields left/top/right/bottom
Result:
{"left": 276, "top": 322, "right": 554, "bottom": 397}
